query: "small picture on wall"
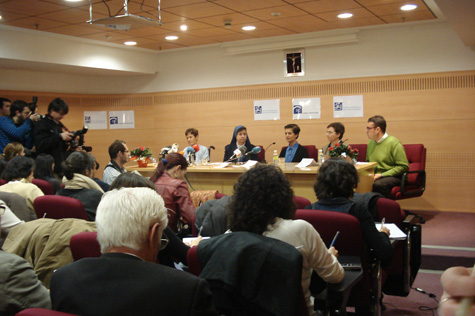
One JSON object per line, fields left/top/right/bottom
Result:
{"left": 284, "top": 49, "right": 305, "bottom": 77}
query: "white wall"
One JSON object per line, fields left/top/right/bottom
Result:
{"left": 1, "top": 21, "right": 474, "bottom": 94}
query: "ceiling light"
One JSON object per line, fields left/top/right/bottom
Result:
{"left": 124, "top": 41, "right": 137, "bottom": 46}
{"left": 338, "top": 13, "right": 353, "bottom": 19}
{"left": 180, "top": 25, "right": 188, "bottom": 31}
{"left": 242, "top": 26, "right": 256, "bottom": 31}
{"left": 0, "top": 16, "right": 2, "bottom": 20}
{"left": 64, "top": 0, "right": 84, "bottom": 2}
{"left": 166, "top": 35, "right": 178, "bottom": 40}
{"left": 401, "top": 4, "right": 417, "bottom": 11}
{"left": 271, "top": 12, "right": 281, "bottom": 17}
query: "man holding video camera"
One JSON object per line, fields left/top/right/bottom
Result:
{"left": 34, "top": 98, "right": 74, "bottom": 175}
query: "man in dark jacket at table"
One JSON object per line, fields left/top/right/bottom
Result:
{"left": 50, "top": 187, "right": 217, "bottom": 316}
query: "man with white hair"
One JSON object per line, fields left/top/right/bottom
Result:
{"left": 50, "top": 187, "right": 217, "bottom": 316}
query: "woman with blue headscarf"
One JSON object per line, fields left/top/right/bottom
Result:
{"left": 223, "top": 125, "right": 258, "bottom": 162}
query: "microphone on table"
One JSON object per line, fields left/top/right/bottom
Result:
{"left": 244, "top": 146, "right": 261, "bottom": 157}
{"left": 208, "top": 145, "right": 215, "bottom": 162}
{"left": 262, "top": 142, "right": 275, "bottom": 163}
{"left": 170, "top": 143, "right": 179, "bottom": 153}
{"left": 226, "top": 145, "right": 247, "bottom": 162}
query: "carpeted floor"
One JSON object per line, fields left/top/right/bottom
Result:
{"left": 382, "top": 210, "right": 475, "bottom": 316}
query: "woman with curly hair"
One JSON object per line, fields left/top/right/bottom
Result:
{"left": 228, "top": 164, "right": 344, "bottom": 315}
{"left": 57, "top": 151, "right": 104, "bottom": 221}
{"left": 150, "top": 153, "right": 195, "bottom": 233}
{"left": 306, "top": 158, "right": 392, "bottom": 261}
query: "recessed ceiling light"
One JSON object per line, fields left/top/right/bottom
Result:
{"left": 271, "top": 12, "right": 281, "bottom": 17}
{"left": 401, "top": 4, "right": 417, "bottom": 11}
{"left": 64, "top": 0, "right": 84, "bottom": 2}
{"left": 180, "top": 25, "right": 188, "bottom": 31}
{"left": 0, "top": 16, "right": 2, "bottom": 20}
{"left": 166, "top": 35, "right": 178, "bottom": 40}
{"left": 338, "top": 13, "right": 353, "bottom": 19}
{"left": 124, "top": 41, "right": 137, "bottom": 46}
{"left": 242, "top": 26, "right": 256, "bottom": 31}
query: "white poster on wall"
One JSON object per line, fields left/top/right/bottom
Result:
{"left": 254, "top": 99, "right": 280, "bottom": 121}
{"left": 333, "top": 95, "right": 364, "bottom": 118}
{"left": 83, "top": 111, "right": 107, "bottom": 130}
{"left": 109, "top": 111, "right": 135, "bottom": 129}
{"left": 292, "top": 98, "right": 321, "bottom": 120}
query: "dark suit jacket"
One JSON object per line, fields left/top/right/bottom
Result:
{"left": 50, "top": 253, "right": 217, "bottom": 316}
{"left": 279, "top": 144, "right": 309, "bottom": 162}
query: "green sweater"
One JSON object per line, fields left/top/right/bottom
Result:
{"left": 367, "top": 135, "right": 409, "bottom": 177}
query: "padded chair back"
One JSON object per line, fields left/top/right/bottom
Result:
{"left": 70, "top": 231, "right": 101, "bottom": 261}
{"left": 294, "top": 209, "right": 379, "bottom": 312}
{"left": 350, "top": 144, "right": 367, "bottom": 162}
{"left": 0, "top": 179, "right": 6, "bottom": 186}
{"left": 293, "top": 196, "right": 311, "bottom": 209}
{"left": 33, "top": 195, "right": 88, "bottom": 220}
{"left": 16, "top": 308, "right": 79, "bottom": 316}
{"left": 215, "top": 192, "right": 227, "bottom": 199}
{"left": 188, "top": 232, "right": 308, "bottom": 316}
{"left": 390, "top": 144, "right": 426, "bottom": 200}
{"left": 303, "top": 145, "right": 318, "bottom": 160}
{"left": 32, "top": 179, "right": 55, "bottom": 195}
{"left": 257, "top": 145, "right": 265, "bottom": 162}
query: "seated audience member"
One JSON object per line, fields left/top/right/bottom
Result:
{"left": 279, "top": 123, "right": 309, "bottom": 162}
{"left": 0, "top": 191, "right": 36, "bottom": 221}
{"left": 184, "top": 128, "right": 209, "bottom": 164}
{"left": 0, "top": 200, "right": 24, "bottom": 246}
{"left": 0, "top": 100, "right": 38, "bottom": 153}
{"left": 109, "top": 172, "right": 196, "bottom": 267}
{"left": 50, "top": 187, "right": 217, "bottom": 316}
{"left": 227, "top": 164, "right": 344, "bottom": 315}
{"left": 439, "top": 266, "right": 475, "bottom": 316}
{"left": 223, "top": 125, "right": 258, "bottom": 162}
{"left": 194, "top": 195, "right": 232, "bottom": 237}
{"left": 150, "top": 153, "right": 195, "bottom": 233}
{"left": 33, "top": 154, "right": 62, "bottom": 193}
{"left": 366, "top": 115, "right": 409, "bottom": 197}
{"left": 0, "top": 156, "right": 44, "bottom": 211}
{"left": 306, "top": 158, "right": 392, "bottom": 261}
{"left": 2, "top": 142, "right": 25, "bottom": 161}
{"left": 57, "top": 152, "right": 104, "bottom": 221}
{"left": 322, "top": 122, "right": 345, "bottom": 157}
{"left": 102, "top": 139, "right": 129, "bottom": 185}
{"left": 0, "top": 209, "right": 51, "bottom": 314}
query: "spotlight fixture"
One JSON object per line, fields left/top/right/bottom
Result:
{"left": 166, "top": 35, "right": 178, "bottom": 40}
{"left": 401, "top": 4, "right": 417, "bottom": 11}
{"left": 180, "top": 25, "right": 188, "bottom": 31}
{"left": 338, "top": 13, "right": 353, "bottom": 19}
{"left": 242, "top": 26, "right": 256, "bottom": 31}
{"left": 124, "top": 41, "right": 137, "bottom": 46}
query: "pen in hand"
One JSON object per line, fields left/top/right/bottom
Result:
{"left": 381, "top": 217, "right": 385, "bottom": 229}
{"left": 198, "top": 225, "right": 203, "bottom": 237}
{"left": 329, "top": 231, "right": 340, "bottom": 248}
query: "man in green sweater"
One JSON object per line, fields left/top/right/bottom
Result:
{"left": 366, "top": 115, "right": 409, "bottom": 197}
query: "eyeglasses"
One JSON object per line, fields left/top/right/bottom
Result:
{"left": 325, "top": 131, "right": 335, "bottom": 135}
{"left": 160, "top": 235, "right": 169, "bottom": 250}
{"left": 366, "top": 127, "right": 376, "bottom": 131}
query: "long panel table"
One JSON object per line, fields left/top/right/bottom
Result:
{"left": 126, "top": 162, "right": 377, "bottom": 202}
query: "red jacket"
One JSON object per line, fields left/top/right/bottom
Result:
{"left": 153, "top": 172, "right": 196, "bottom": 232}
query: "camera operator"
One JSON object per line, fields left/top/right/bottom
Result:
{"left": 34, "top": 98, "right": 73, "bottom": 176}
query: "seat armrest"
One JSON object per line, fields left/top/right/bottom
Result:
{"left": 400, "top": 170, "right": 426, "bottom": 196}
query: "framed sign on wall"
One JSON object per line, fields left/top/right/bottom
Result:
{"left": 284, "top": 49, "right": 305, "bottom": 77}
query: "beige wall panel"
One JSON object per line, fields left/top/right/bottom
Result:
{"left": 2, "top": 70, "right": 474, "bottom": 213}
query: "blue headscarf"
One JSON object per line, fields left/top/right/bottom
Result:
{"left": 230, "top": 125, "right": 253, "bottom": 149}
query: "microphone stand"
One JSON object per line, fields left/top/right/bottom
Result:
{"left": 262, "top": 142, "right": 275, "bottom": 163}
{"left": 208, "top": 145, "right": 215, "bottom": 163}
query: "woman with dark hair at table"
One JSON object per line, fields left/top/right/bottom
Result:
{"left": 33, "top": 154, "right": 61, "bottom": 193}
{"left": 306, "top": 158, "right": 392, "bottom": 261}
{"left": 228, "top": 164, "right": 344, "bottom": 315}
{"left": 57, "top": 152, "right": 104, "bottom": 221}
{"left": 322, "top": 122, "right": 345, "bottom": 157}
{"left": 150, "top": 153, "right": 195, "bottom": 233}
{"left": 223, "top": 125, "right": 258, "bottom": 162}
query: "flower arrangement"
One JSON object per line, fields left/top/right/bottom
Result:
{"left": 130, "top": 146, "right": 153, "bottom": 163}
{"left": 328, "top": 142, "right": 359, "bottom": 162}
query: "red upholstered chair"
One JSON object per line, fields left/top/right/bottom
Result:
{"left": 0, "top": 179, "right": 6, "bottom": 186}
{"left": 32, "top": 179, "right": 55, "bottom": 195}
{"left": 376, "top": 198, "right": 421, "bottom": 297}
{"left": 389, "top": 144, "right": 426, "bottom": 200}
{"left": 215, "top": 192, "right": 227, "bottom": 199}
{"left": 293, "top": 196, "right": 311, "bottom": 209}
{"left": 294, "top": 209, "right": 382, "bottom": 314}
{"left": 16, "top": 308, "right": 79, "bottom": 316}
{"left": 33, "top": 195, "right": 88, "bottom": 220}
{"left": 256, "top": 145, "right": 265, "bottom": 162}
{"left": 349, "top": 144, "right": 368, "bottom": 162}
{"left": 70, "top": 231, "right": 101, "bottom": 261}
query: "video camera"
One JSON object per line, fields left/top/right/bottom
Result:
{"left": 70, "top": 125, "right": 92, "bottom": 152}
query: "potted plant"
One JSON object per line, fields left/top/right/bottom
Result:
{"left": 130, "top": 146, "right": 153, "bottom": 167}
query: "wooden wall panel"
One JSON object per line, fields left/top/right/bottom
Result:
{"left": 2, "top": 70, "right": 474, "bottom": 213}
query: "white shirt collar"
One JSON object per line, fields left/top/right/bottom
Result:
{"left": 376, "top": 133, "right": 388, "bottom": 143}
